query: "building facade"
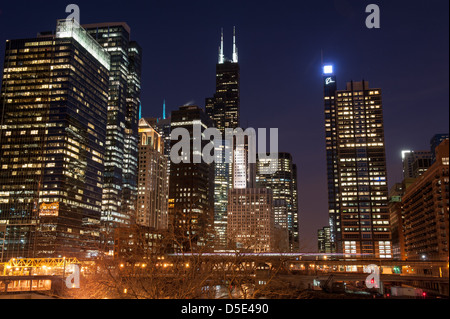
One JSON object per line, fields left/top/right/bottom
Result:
{"left": 84, "top": 23, "right": 142, "bottom": 252}
{"left": 402, "top": 139, "right": 449, "bottom": 261}
{"left": 227, "top": 188, "right": 275, "bottom": 253}
{"left": 136, "top": 118, "right": 168, "bottom": 230}
{"left": 430, "top": 134, "right": 449, "bottom": 164}
{"left": 0, "top": 20, "right": 110, "bottom": 260}
{"left": 323, "top": 65, "right": 391, "bottom": 258}
{"left": 168, "top": 105, "right": 214, "bottom": 252}
{"left": 402, "top": 150, "right": 432, "bottom": 179}
{"left": 256, "top": 152, "right": 299, "bottom": 252}
{"left": 318, "top": 226, "right": 333, "bottom": 254}
{"left": 205, "top": 28, "right": 240, "bottom": 250}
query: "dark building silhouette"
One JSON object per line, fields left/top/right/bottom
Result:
{"left": 168, "top": 105, "right": 214, "bottom": 252}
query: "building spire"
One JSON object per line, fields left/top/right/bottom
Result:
{"left": 232, "top": 26, "right": 238, "bottom": 63}
{"left": 163, "top": 99, "right": 166, "bottom": 120}
{"left": 219, "top": 28, "right": 225, "bottom": 64}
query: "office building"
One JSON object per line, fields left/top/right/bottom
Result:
{"left": 205, "top": 28, "right": 240, "bottom": 250}
{"left": 430, "top": 134, "right": 449, "bottom": 163}
{"left": 227, "top": 188, "right": 275, "bottom": 253}
{"left": 402, "top": 139, "right": 449, "bottom": 261}
{"left": 136, "top": 118, "right": 168, "bottom": 230}
{"left": 318, "top": 226, "right": 333, "bottom": 254}
{"left": 257, "top": 152, "right": 299, "bottom": 252}
{"left": 168, "top": 105, "right": 214, "bottom": 252}
{"left": 0, "top": 20, "right": 109, "bottom": 260}
{"left": 323, "top": 65, "right": 391, "bottom": 258}
{"left": 84, "top": 23, "right": 142, "bottom": 249}
{"left": 402, "top": 150, "right": 432, "bottom": 179}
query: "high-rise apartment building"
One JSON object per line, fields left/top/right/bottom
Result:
{"left": 0, "top": 20, "right": 110, "bottom": 260}
{"left": 323, "top": 65, "right": 391, "bottom": 258}
{"left": 205, "top": 28, "right": 240, "bottom": 250}
{"left": 136, "top": 118, "right": 168, "bottom": 230}
{"left": 256, "top": 152, "right": 299, "bottom": 252}
{"left": 402, "top": 139, "right": 449, "bottom": 261}
{"left": 84, "top": 23, "right": 142, "bottom": 247}
{"left": 168, "top": 105, "right": 214, "bottom": 252}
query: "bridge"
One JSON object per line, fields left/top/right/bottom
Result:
{"left": 0, "top": 258, "right": 81, "bottom": 294}
{"left": 0, "top": 254, "right": 448, "bottom": 297}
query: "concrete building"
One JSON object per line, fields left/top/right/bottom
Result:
{"left": 402, "top": 139, "right": 449, "bottom": 261}
{"left": 227, "top": 188, "right": 275, "bottom": 253}
{"left": 136, "top": 118, "right": 168, "bottom": 230}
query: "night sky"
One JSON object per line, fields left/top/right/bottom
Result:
{"left": 0, "top": 0, "right": 448, "bottom": 251}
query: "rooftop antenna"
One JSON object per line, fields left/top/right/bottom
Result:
{"left": 163, "top": 99, "right": 166, "bottom": 120}
{"left": 232, "top": 26, "right": 238, "bottom": 63}
{"left": 219, "top": 28, "right": 225, "bottom": 64}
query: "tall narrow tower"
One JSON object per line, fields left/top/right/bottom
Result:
{"left": 206, "top": 28, "right": 241, "bottom": 250}
{"left": 84, "top": 23, "right": 142, "bottom": 254}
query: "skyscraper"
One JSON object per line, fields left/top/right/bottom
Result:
{"left": 256, "top": 152, "right": 299, "bottom": 252}
{"left": 430, "top": 133, "right": 449, "bottom": 163}
{"left": 402, "top": 150, "right": 432, "bottom": 179}
{"left": 0, "top": 20, "right": 110, "bottom": 260}
{"left": 318, "top": 226, "right": 333, "bottom": 254}
{"left": 323, "top": 65, "right": 391, "bottom": 258}
{"left": 137, "top": 118, "right": 168, "bottom": 230}
{"left": 205, "top": 28, "right": 240, "bottom": 250}
{"left": 206, "top": 27, "right": 240, "bottom": 134}
{"left": 84, "top": 23, "right": 142, "bottom": 251}
{"left": 168, "top": 105, "right": 214, "bottom": 252}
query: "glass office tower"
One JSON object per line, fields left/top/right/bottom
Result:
{"left": 0, "top": 20, "right": 109, "bottom": 260}
{"left": 168, "top": 105, "right": 215, "bottom": 252}
{"left": 84, "top": 23, "right": 142, "bottom": 253}
{"left": 323, "top": 65, "right": 391, "bottom": 258}
{"left": 256, "top": 152, "right": 299, "bottom": 252}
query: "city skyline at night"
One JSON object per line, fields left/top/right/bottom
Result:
{"left": 0, "top": 0, "right": 448, "bottom": 304}
{"left": 0, "top": 1, "right": 448, "bottom": 252}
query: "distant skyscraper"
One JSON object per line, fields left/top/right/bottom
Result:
{"left": 402, "top": 150, "right": 432, "bottom": 179}
{"left": 430, "top": 133, "right": 449, "bottom": 163}
{"left": 0, "top": 20, "right": 110, "bottom": 261}
{"left": 323, "top": 65, "right": 391, "bottom": 258}
{"left": 84, "top": 23, "right": 142, "bottom": 251}
{"left": 318, "top": 227, "right": 333, "bottom": 254}
{"left": 206, "top": 27, "right": 240, "bottom": 134}
{"left": 257, "top": 152, "right": 299, "bottom": 252}
{"left": 137, "top": 118, "right": 168, "bottom": 230}
{"left": 205, "top": 28, "right": 240, "bottom": 250}
{"left": 168, "top": 105, "right": 214, "bottom": 252}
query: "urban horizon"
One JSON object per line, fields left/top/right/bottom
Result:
{"left": 0, "top": 0, "right": 448, "bottom": 305}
